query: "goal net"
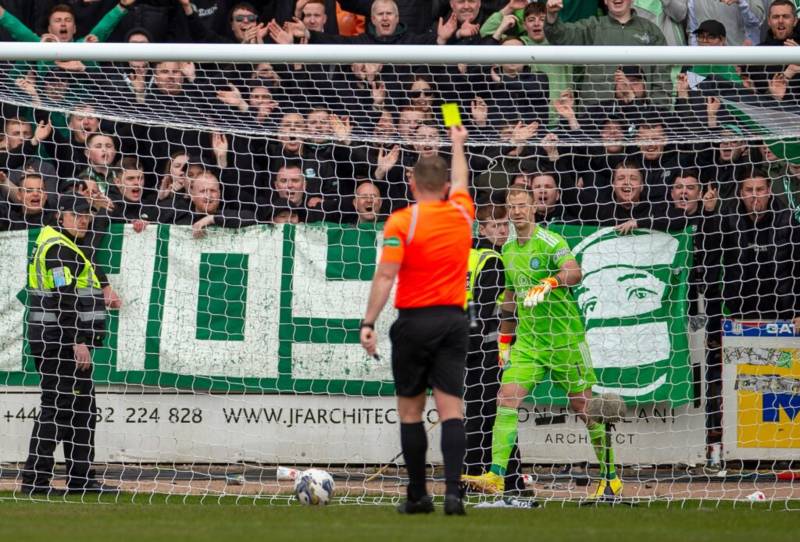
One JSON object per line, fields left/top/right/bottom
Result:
{"left": 0, "top": 42, "right": 798, "bottom": 506}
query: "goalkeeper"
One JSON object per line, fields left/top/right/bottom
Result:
{"left": 463, "top": 186, "right": 621, "bottom": 499}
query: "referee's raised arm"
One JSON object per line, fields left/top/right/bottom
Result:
{"left": 449, "top": 125, "right": 469, "bottom": 197}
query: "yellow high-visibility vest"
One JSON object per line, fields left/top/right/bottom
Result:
{"left": 464, "top": 247, "right": 501, "bottom": 309}
{"left": 27, "top": 226, "right": 104, "bottom": 328}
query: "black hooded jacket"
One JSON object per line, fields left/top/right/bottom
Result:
{"left": 720, "top": 196, "right": 800, "bottom": 319}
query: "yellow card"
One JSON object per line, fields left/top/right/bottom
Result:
{"left": 441, "top": 103, "right": 462, "bottom": 127}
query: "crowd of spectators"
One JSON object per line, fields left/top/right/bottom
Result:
{"left": 1, "top": 0, "right": 800, "bottom": 431}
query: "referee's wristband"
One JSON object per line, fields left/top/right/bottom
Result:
{"left": 360, "top": 321, "right": 375, "bottom": 330}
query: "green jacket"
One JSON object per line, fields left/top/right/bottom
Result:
{"left": 0, "top": 5, "right": 128, "bottom": 72}
{"left": 633, "top": 0, "right": 687, "bottom": 47}
{"left": 481, "top": 9, "right": 573, "bottom": 126}
{"left": 0, "top": 4, "right": 127, "bottom": 43}
{"left": 480, "top": 8, "right": 527, "bottom": 39}
{"left": 544, "top": 11, "right": 673, "bottom": 106}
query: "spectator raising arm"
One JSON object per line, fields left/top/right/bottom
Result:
{"left": 544, "top": 0, "right": 671, "bottom": 105}
{"left": 0, "top": 4, "right": 40, "bottom": 42}
{"left": 0, "top": 1, "right": 134, "bottom": 43}
{"left": 480, "top": 0, "right": 533, "bottom": 39}
{"left": 86, "top": 1, "right": 137, "bottom": 43}
{"left": 544, "top": 0, "right": 596, "bottom": 44}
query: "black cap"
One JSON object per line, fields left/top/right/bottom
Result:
{"left": 124, "top": 26, "right": 154, "bottom": 43}
{"left": 620, "top": 65, "right": 645, "bottom": 80}
{"left": 58, "top": 194, "right": 93, "bottom": 215}
{"left": 693, "top": 20, "right": 726, "bottom": 38}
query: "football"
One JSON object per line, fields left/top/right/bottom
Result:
{"left": 294, "top": 469, "right": 335, "bottom": 505}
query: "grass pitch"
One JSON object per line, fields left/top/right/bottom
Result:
{"left": 0, "top": 496, "right": 796, "bottom": 542}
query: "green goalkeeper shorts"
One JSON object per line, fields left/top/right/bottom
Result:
{"left": 502, "top": 341, "right": 597, "bottom": 395}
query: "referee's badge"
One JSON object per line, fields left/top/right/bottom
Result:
{"left": 383, "top": 236, "right": 401, "bottom": 248}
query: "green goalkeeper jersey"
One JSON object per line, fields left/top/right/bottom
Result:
{"left": 503, "top": 225, "right": 586, "bottom": 350}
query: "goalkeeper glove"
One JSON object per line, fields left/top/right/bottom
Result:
{"left": 498, "top": 332, "right": 513, "bottom": 368}
{"left": 523, "top": 277, "right": 559, "bottom": 308}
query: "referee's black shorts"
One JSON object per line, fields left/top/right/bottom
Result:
{"left": 389, "top": 306, "right": 468, "bottom": 398}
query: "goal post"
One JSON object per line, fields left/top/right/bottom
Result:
{"left": 0, "top": 42, "right": 799, "bottom": 504}
{"left": 3, "top": 42, "right": 800, "bottom": 64}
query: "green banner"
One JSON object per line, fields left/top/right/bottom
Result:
{"left": 541, "top": 225, "right": 693, "bottom": 405}
{"left": 0, "top": 223, "right": 692, "bottom": 404}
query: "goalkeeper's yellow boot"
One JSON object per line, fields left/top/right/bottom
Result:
{"left": 590, "top": 477, "right": 623, "bottom": 500}
{"left": 462, "top": 472, "right": 504, "bottom": 494}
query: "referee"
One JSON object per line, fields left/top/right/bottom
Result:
{"left": 361, "top": 125, "right": 473, "bottom": 516}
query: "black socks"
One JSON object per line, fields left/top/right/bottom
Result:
{"left": 401, "top": 422, "right": 428, "bottom": 501}
{"left": 440, "top": 418, "right": 465, "bottom": 498}
{"left": 401, "top": 418, "right": 466, "bottom": 500}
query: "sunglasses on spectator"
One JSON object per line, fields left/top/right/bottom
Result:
{"left": 409, "top": 89, "right": 431, "bottom": 99}
{"left": 234, "top": 14, "right": 258, "bottom": 23}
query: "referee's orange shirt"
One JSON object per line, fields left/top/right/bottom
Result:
{"left": 380, "top": 188, "right": 474, "bottom": 309}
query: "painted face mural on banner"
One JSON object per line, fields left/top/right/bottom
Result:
{"left": 566, "top": 227, "right": 691, "bottom": 403}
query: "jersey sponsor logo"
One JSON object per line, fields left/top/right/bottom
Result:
{"left": 554, "top": 248, "right": 570, "bottom": 260}
{"left": 383, "top": 236, "right": 401, "bottom": 248}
